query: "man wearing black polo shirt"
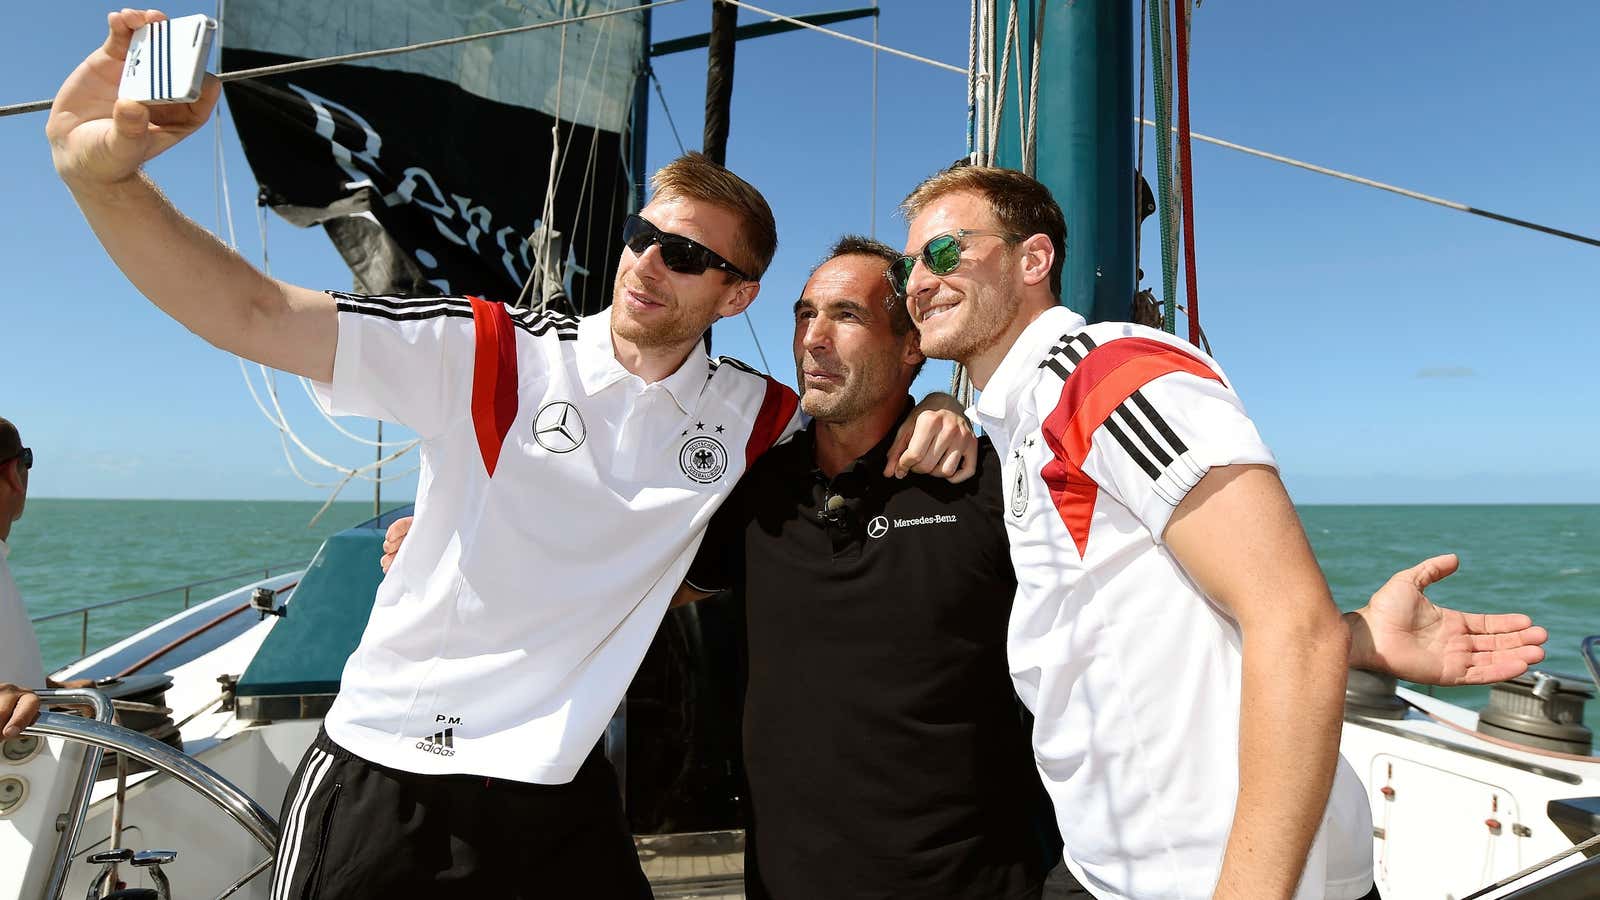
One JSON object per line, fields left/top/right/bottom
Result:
{"left": 389, "top": 237, "right": 1062, "bottom": 897}
{"left": 677, "top": 236, "right": 1070, "bottom": 900}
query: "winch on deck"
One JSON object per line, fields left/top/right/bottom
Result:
{"left": 1345, "top": 665, "right": 1596, "bottom": 757}
{"left": 1479, "top": 671, "right": 1595, "bottom": 757}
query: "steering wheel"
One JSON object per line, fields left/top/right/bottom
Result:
{"left": 20, "top": 693, "right": 278, "bottom": 900}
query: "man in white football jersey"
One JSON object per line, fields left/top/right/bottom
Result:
{"left": 893, "top": 165, "right": 1547, "bottom": 900}
{"left": 46, "top": 12, "right": 974, "bottom": 897}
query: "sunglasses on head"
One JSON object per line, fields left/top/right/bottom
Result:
{"left": 3, "top": 447, "right": 30, "bottom": 471}
{"left": 888, "top": 229, "right": 1023, "bottom": 297}
{"left": 622, "top": 214, "right": 751, "bottom": 281}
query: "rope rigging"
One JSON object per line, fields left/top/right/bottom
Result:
{"left": 31, "top": 0, "right": 1600, "bottom": 500}
{"left": 1136, "top": 117, "right": 1600, "bottom": 250}
{"left": 964, "top": 1, "right": 980, "bottom": 154}
{"left": 563, "top": 12, "right": 626, "bottom": 317}
{"left": 532, "top": 5, "right": 571, "bottom": 316}
{"left": 205, "top": 14, "right": 421, "bottom": 507}
{"left": 720, "top": 0, "right": 967, "bottom": 75}
{"left": 649, "top": 69, "right": 688, "bottom": 155}
{"left": 987, "top": 0, "right": 1016, "bottom": 164}
{"left": 1023, "top": 0, "right": 1044, "bottom": 176}
{"left": 5, "top": 0, "right": 1591, "bottom": 254}
{"left": 951, "top": 0, "right": 999, "bottom": 407}
{"left": 203, "top": 1, "right": 700, "bottom": 512}
{"left": 1134, "top": 0, "right": 1147, "bottom": 269}
{"left": 869, "top": 0, "right": 880, "bottom": 238}
{"left": 1148, "top": 0, "right": 1181, "bottom": 335}
{"left": 518, "top": 0, "right": 626, "bottom": 317}
{"left": 1171, "top": 0, "right": 1201, "bottom": 345}
{"left": 0, "top": 0, "right": 689, "bottom": 118}
{"left": 638, "top": 48, "right": 774, "bottom": 375}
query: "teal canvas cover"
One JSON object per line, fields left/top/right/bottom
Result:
{"left": 235, "top": 513, "right": 399, "bottom": 698}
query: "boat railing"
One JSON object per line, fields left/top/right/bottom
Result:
{"left": 29, "top": 561, "right": 306, "bottom": 657}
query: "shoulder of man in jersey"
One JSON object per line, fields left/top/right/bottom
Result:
{"left": 318, "top": 292, "right": 582, "bottom": 442}
{"left": 707, "top": 354, "right": 804, "bottom": 463}
{"left": 1027, "top": 321, "right": 1276, "bottom": 549}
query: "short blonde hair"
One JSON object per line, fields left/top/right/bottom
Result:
{"left": 901, "top": 165, "right": 1066, "bottom": 297}
{"left": 651, "top": 152, "right": 778, "bottom": 279}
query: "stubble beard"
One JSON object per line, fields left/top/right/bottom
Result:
{"left": 610, "top": 305, "right": 698, "bottom": 349}
{"left": 800, "top": 354, "right": 900, "bottom": 426}
{"left": 917, "top": 270, "right": 1015, "bottom": 367}
{"left": 802, "top": 383, "right": 865, "bottom": 423}
{"left": 609, "top": 274, "right": 703, "bottom": 350}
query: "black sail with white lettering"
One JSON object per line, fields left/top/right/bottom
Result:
{"left": 220, "top": 1, "right": 641, "bottom": 312}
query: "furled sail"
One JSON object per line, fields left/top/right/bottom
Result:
{"left": 220, "top": 0, "right": 641, "bottom": 313}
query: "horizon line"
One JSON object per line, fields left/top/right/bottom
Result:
{"left": 27, "top": 496, "right": 1600, "bottom": 508}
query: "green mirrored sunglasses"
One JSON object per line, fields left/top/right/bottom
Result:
{"left": 888, "top": 229, "right": 1023, "bottom": 297}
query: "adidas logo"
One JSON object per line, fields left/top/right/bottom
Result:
{"left": 415, "top": 728, "right": 457, "bottom": 757}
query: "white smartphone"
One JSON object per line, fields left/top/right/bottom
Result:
{"left": 118, "top": 14, "right": 217, "bottom": 104}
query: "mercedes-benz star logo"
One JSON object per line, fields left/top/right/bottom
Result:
{"left": 533, "top": 401, "right": 586, "bottom": 453}
{"left": 867, "top": 516, "right": 890, "bottom": 539}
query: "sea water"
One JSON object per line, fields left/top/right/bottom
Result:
{"left": 11, "top": 499, "right": 1600, "bottom": 733}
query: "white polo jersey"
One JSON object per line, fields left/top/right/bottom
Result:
{"left": 974, "top": 307, "right": 1370, "bottom": 900}
{"left": 0, "top": 541, "right": 46, "bottom": 687}
{"left": 314, "top": 293, "right": 799, "bottom": 783}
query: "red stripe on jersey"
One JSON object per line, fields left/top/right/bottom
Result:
{"left": 745, "top": 377, "right": 801, "bottom": 468}
{"left": 469, "top": 297, "right": 520, "bottom": 477}
{"left": 1039, "top": 338, "right": 1221, "bottom": 555}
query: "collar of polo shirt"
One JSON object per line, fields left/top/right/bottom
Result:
{"left": 577, "top": 313, "right": 708, "bottom": 415}
{"left": 972, "top": 306, "right": 1086, "bottom": 424}
{"left": 806, "top": 395, "right": 916, "bottom": 484}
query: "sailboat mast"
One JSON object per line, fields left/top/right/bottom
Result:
{"left": 701, "top": 0, "right": 739, "bottom": 354}
{"left": 703, "top": 1, "right": 738, "bottom": 165}
{"left": 630, "top": 0, "right": 653, "bottom": 217}
{"left": 991, "top": 1, "right": 1134, "bottom": 325}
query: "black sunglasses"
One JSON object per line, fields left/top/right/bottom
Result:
{"left": 622, "top": 214, "right": 751, "bottom": 281}
{"left": 887, "top": 229, "right": 1023, "bottom": 297}
{"left": 3, "top": 447, "right": 30, "bottom": 471}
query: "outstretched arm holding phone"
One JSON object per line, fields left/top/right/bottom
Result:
{"left": 47, "top": 9, "right": 336, "bottom": 381}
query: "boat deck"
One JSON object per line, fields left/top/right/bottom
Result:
{"left": 638, "top": 830, "right": 744, "bottom": 898}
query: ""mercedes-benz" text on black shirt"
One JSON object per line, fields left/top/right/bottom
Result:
{"left": 687, "top": 402, "right": 1059, "bottom": 900}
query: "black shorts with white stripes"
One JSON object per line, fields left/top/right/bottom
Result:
{"left": 270, "top": 728, "right": 652, "bottom": 899}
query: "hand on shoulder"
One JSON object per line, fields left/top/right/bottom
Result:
{"left": 379, "top": 516, "right": 414, "bottom": 573}
{"left": 884, "top": 393, "right": 979, "bottom": 483}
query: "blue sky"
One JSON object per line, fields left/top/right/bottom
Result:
{"left": 3, "top": 1, "right": 1597, "bottom": 504}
